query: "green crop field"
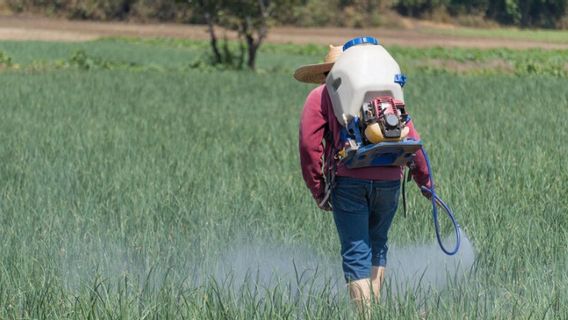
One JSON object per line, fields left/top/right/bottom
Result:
{"left": 0, "top": 38, "right": 566, "bottom": 319}
{"left": 422, "top": 26, "right": 568, "bottom": 45}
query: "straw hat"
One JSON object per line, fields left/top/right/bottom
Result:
{"left": 293, "top": 45, "right": 342, "bottom": 84}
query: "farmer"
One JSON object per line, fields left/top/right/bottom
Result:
{"left": 294, "top": 44, "right": 431, "bottom": 308}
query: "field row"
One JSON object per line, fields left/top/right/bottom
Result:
{"left": 1, "top": 38, "right": 568, "bottom": 77}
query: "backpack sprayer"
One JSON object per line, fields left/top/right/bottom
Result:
{"left": 325, "top": 37, "right": 461, "bottom": 255}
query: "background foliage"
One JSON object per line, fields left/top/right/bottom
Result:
{"left": 4, "top": 0, "right": 568, "bottom": 29}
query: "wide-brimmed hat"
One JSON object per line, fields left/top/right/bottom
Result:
{"left": 293, "top": 45, "right": 342, "bottom": 84}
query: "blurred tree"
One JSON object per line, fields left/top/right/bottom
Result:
{"left": 219, "top": 0, "right": 273, "bottom": 70}
{"left": 131, "top": 0, "right": 192, "bottom": 21}
{"left": 447, "top": 0, "right": 490, "bottom": 15}
{"left": 485, "top": 0, "right": 521, "bottom": 25}
{"left": 285, "top": 0, "right": 340, "bottom": 26}
{"left": 339, "top": 0, "right": 384, "bottom": 27}
{"left": 5, "top": 0, "right": 568, "bottom": 32}
{"left": 484, "top": 0, "right": 567, "bottom": 28}
{"left": 394, "top": 0, "right": 568, "bottom": 28}
{"left": 394, "top": 0, "right": 451, "bottom": 17}
{"left": 184, "top": 0, "right": 225, "bottom": 65}
{"left": 188, "top": 0, "right": 300, "bottom": 69}
{"left": 6, "top": 0, "right": 191, "bottom": 20}
{"left": 519, "top": 0, "right": 567, "bottom": 28}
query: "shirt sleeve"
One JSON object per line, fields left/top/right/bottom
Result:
{"left": 406, "top": 120, "right": 431, "bottom": 189}
{"left": 299, "top": 87, "right": 327, "bottom": 201}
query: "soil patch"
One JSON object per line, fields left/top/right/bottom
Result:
{"left": 1, "top": 15, "right": 568, "bottom": 50}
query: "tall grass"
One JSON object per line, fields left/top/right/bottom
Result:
{"left": 0, "top": 40, "right": 566, "bottom": 318}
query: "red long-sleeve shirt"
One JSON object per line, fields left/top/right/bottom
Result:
{"left": 299, "top": 85, "right": 430, "bottom": 202}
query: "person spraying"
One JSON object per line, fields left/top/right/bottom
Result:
{"left": 295, "top": 37, "right": 432, "bottom": 311}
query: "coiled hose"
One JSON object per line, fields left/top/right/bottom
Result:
{"left": 417, "top": 147, "right": 461, "bottom": 256}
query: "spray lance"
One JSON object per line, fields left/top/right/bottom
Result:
{"left": 324, "top": 37, "right": 461, "bottom": 256}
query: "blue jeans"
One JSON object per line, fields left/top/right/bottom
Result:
{"left": 331, "top": 176, "right": 401, "bottom": 282}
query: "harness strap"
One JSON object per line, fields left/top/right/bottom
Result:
{"left": 318, "top": 130, "right": 337, "bottom": 208}
{"left": 401, "top": 166, "right": 409, "bottom": 218}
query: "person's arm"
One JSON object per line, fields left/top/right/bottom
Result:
{"left": 299, "top": 87, "right": 327, "bottom": 204}
{"left": 406, "top": 120, "right": 431, "bottom": 191}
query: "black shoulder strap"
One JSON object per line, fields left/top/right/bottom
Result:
{"left": 402, "top": 166, "right": 412, "bottom": 218}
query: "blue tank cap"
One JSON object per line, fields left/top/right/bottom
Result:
{"left": 343, "top": 36, "right": 379, "bottom": 51}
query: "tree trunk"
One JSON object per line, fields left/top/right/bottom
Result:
{"left": 204, "top": 12, "right": 222, "bottom": 64}
{"left": 245, "top": 34, "right": 258, "bottom": 70}
{"left": 242, "top": 1, "right": 269, "bottom": 70}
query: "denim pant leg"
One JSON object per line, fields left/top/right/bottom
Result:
{"left": 331, "top": 177, "right": 371, "bottom": 282}
{"left": 369, "top": 180, "right": 401, "bottom": 267}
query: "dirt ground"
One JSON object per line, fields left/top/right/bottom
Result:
{"left": 1, "top": 14, "right": 568, "bottom": 50}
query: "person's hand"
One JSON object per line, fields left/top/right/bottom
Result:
{"left": 421, "top": 187, "right": 433, "bottom": 200}
{"left": 420, "top": 180, "right": 433, "bottom": 200}
{"left": 318, "top": 200, "right": 332, "bottom": 211}
{"left": 317, "top": 194, "right": 332, "bottom": 211}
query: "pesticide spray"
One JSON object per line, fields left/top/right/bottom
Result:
{"left": 192, "top": 232, "right": 475, "bottom": 310}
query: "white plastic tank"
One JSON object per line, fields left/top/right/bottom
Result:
{"left": 326, "top": 37, "right": 404, "bottom": 126}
